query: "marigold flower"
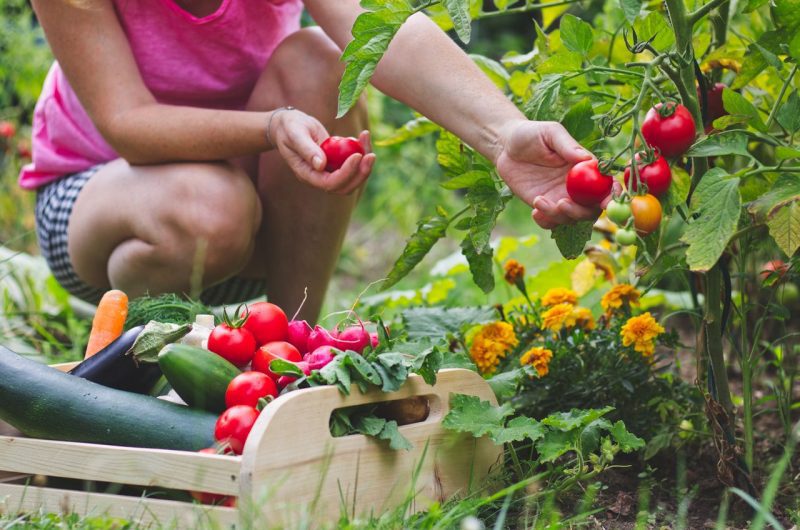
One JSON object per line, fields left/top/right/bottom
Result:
{"left": 541, "top": 287, "right": 578, "bottom": 307}
{"left": 621, "top": 312, "right": 665, "bottom": 357}
{"left": 572, "top": 307, "right": 596, "bottom": 330}
{"left": 601, "top": 284, "right": 641, "bottom": 315}
{"left": 503, "top": 259, "right": 526, "bottom": 286}
{"left": 469, "top": 322, "right": 519, "bottom": 375}
{"left": 541, "top": 303, "right": 576, "bottom": 333}
{"left": 520, "top": 346, "right": 553, "bottom": 377}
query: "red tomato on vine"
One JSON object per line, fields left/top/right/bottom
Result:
{"left": 624, "top": 151, "right": 672, "bottom": 197}
{"left": 566, "top": 159, "right": 613, "bottom": 207}
{"left": 641, "top": 103, "right": 696, "bottom": 158}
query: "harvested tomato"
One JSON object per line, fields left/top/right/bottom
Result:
{"left": 191, "top": 448, "right": 235, "bottom": 505}
{"left": 0, "top": 121, "right": 15, "bottom": 139}
{"left": 565, "top": 159, "right": 613, "bottom": 207}
{"left": 630, "top": 194, "right": 662, "bottom": 235}
{"left": 208, "top": 310, "right": 257, "bottom": 367}
{"left": 241, "top": 302, "right": 288, "bottom": 346}
{"left": 214, "top": 405, "right": 259, "bottom": 455}
{"left": 641, "top": 103, "right": 696, "bottom": 158}
{"left": 321, "top": 136, "right": 364, "bottom": 172}
{"left": 606, "top": 200, "right": 632, "bottom": 225}
{"left": 624, "top": 152, "right": 672, "bottom": 197}
{"left": 225, "top": 371, "right": 278, "bottom": 409}
{"left": 252, "top": 341, "right": 302, "bottom": 380}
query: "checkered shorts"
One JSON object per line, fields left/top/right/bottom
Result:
{"left": 34, "top": 166, "right": 267, "bottom": 306}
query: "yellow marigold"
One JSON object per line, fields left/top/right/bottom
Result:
{"left": 601, "top": 284, "right": 641, "bottom": 315}
{"left": 520, "top": 346, "right": 553, "bottom": 377}
{"left": 621, "top": 312, "right": 665, "bottom": 357}
{"left": 572, "top": 307, "right": 596, "bottom": 330}
{"left": 542, "top": 303, "right": 576, "bottom": 333}
{"left": 503, "top": 259, "right": 526, "bottom": 286}
{"left": 469, "top": 322, "right": 519, "bottom": 375}
{"left": 541, "top": 287, "right": 578, "bottom": 307}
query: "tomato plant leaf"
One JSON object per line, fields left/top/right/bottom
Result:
{"left": 620, "top": 0, "right": 643, "bottom": 22}
{"left": 437, "top": 130, "right": 469, "bottom": 177}
{"left": 776, "top": 91, "right": 800, "bottom": 134}
{"left": 748, "top": 175, "right": 800, "bottom": 256}
{"left": 470, "top": 54, "right": 510, "bottom": 90}
{"left": 681, "top": 169, "right": 741, "bottom": 272}
{"left": 383, "top": 211, "right": 451, "bottom": 290}
{"left": 790, "top": 32, "right": 800, "bottom": 62}
{"left": 441, "top": 170, "right": 490, "bottom": 190}
{"left": 524, "top": 74, "right": 563, "bottom": 120}
{"left": 551, "top": 220, "right": 594, "bottom": 260}
{"left": 536, "top": 51, "right": 584, "bottom": 74}
{"left": 442, "top": 0, "right": 472, "bottom": 44}
{"left": 741, "top": 0, "right": 769, "bottom": 12}
{"left": 721, "top": 88, "right": 767, "bottom": 132}
{"left": 560, "top": 14, "right": 594, "bottom": 54}
{"left": 375, "top": 117, "right": 439, "bottom": 147}
{"left": 632, "top": 12, "right": 675, "bottom": 52}
{"left": 561, "top": 98, "right": 595, "bottom": 141}
{"left": 461, "top": 233, "right": 495, "bottom": 293}
{"left": 686, "top": 131, "right": 751, "bottom": 157}
{"left": 466, "top": 181, "right": 512, "bottom": 252}
{"left": 402, "top": 306, "right": 497, "bottom": 339}
{"left": 491, "top": 416, "right": 547, "bottom": 445}
{"left": 493, "top": 0, "right": 512, "bottom": 9}
{"left": 442, "top": 393, "right": 513, "bottom": 437}
{"left": 772, "top": 0, "right": 800, "bottom": 34}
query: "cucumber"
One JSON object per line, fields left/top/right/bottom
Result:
{"left": 0, "top": 346, "right": 216, "bottom": 451}
{"left": 158, "top": 344, "right": 241, "bottom": 413}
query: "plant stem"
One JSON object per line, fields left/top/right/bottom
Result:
{"left": 688, "top": 0, "right": 730, "bottom": 25}
{"left": 705, "top": 266, "right": 734, "bottom": 416}
{"left": 475, "top": 0, "right": 581, "bottom": 19}
{"left": 766, "top": 64, "right": 799, "bottom": 129}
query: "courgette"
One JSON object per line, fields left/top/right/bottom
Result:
{"left": 158, "top": 344, "right": 241, "bottom": 413}
{"left": 0, "top": 345, "right": 216, "bottom": 451}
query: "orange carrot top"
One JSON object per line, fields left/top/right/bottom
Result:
{"left": 85, "top": 290, "right": 129, "bottom": 358}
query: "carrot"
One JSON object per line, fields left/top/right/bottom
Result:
{"left": 85, "top": 290, "right": 129, "bottom": 358}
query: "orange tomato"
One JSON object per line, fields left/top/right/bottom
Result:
{"left": 630, "top": 194, "right": 662, "bottom": 235}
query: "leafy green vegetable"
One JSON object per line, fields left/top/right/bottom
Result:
{"left": 125, "top": 294, "right": 212, "bottom": 329}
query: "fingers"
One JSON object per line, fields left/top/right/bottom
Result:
{"left": 543, "top": 123, "right": 594, "bottom": 164}
{"left": 599, "top": 181, "right": 623, "bottom": 209}
{"left": 359, "top": 130, "right": 373, "bottom": 154}
{"left": 532, "top": 195, "right": 600, "bottom": 227}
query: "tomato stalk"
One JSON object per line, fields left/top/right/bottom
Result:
{"left": 765, "top": 64, "right": 799, "bottom": 129}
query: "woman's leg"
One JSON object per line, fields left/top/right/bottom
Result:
{"left": 240, "top": 27, "right": 369, "bottom": 322}
{"left": 67, "top": 159, "right": 261, "bottom": 299}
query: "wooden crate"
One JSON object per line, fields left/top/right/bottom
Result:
{"left": 0, "top": 367, "right": 502, "bottom": 529}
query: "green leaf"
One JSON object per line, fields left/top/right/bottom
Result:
{"left": 377, "top": 419, "right": 414, "bottom": 450}
{"left": 131, "top": 322, "right": 191, "bottom": 363}
{"left": 493, "top": 0, "right": 511, "bottom": 9}
{"left": 722, "top": 89, "right": 767, "bottom": 132}
{"left": 442, "top": 394, "right": 513, "bottom": 437}
{"left": 609, "top": 420, "right": 646, "bottom": 452}
{"left": 741, "top": 0, "right": 768, "bottom": 12}
{"left": 373, "top": 352, "right": 409, "bottom": 392}
{"left": 269, "top": 358, "right": 304, "bottom": 377}
{"left": 470, "top": 54, "right": 510, "bottom": 90}
{"left": 461, "top": 233, "right": 495, "bottom": 293}
{"left": 790, "top": 32, "right": 800, "bottom": 62}
{"left": 383, "top": 211, "right": 451, "bottom": 290}
{"left": 551, "top": 220, "right": 593, "bottom": 259}
{"left": 681, "top": 169, "right": 741, "bottom": 272}
{"left": 402, "top": 306, "right": 497, "bottom": 339}
{"left": 536, "top": 51, "right": 584, "bottom": 74}
{"left": 541, "top": 407, "right": 614, "bottom": 431}
{"left": 560, "top": 15, "right": 594, "bottom": 54}
{"left": 536, "top": 429, "right": 578, "bottom": 463}
{"left": 375, "top": 117, "right": 439, "bottom": 147}
{"left": 466, "top": 181, "right": 513, "bottom": 252}
{"left": 486, "top": 368, "right": 523, "bottom": 401}
{"left": 777, "top": 91, "right": 800, "bottom": 134}
{"left": 524, "top": 74, "right": 563, "bottom": 121}
{"left": 748, "top": 175, "right": 800, "bottom": 256}
{"left": 772, "top": 0, "right": 800, "bottom": 33}
{"left": 441, "top": 170, "right": 491, "bottom": 190}
{"left": 491, "top": 416, "right": 547, "bottom": 445}
{"left": 437, "top": 130, "right": 469, "bottom": 177}
{"left": 561, "top": 98, "right": 595, "bottom": 141}
{"left": 337, "top": 1, "right": 414, "bottom": 117}
{"left": 443, "top": 0, "right": 472, "bottom": 43}
{"left": 686, "top": 131, "right": 751, "bottom": 157}
{"left": 620, "top": 0, "right": 643, "bottom": 22}
{"left": 351, "top": 415, "right": 413, "bottom": 450}
{"left": 776, "top": 146, "right": 800, "bottom": 161}
{"left": 508, "top": 70, "right": 535, "bottom": 97}
{"left": 633, "top": 12, "right": 675, "bottom": 52}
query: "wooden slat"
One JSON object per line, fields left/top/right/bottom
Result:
{"left": 0, "top": 437, "right": 241, "bottom": 495}
{"left": 0, "top": 483, "right": 238, "bottom": 530}
{"left": 240, "top": 369, "right": 503, "bottom": 526}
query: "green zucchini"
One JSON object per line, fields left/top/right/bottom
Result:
{"left": 158, "top": 344, "right": 241, "bottom": 413}
{"left": 0, "top": 346, "right": 216, "bottom": 451}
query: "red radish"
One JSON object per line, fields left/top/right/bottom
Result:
{"left": 306, "top": 325, "right": 339, "bottom": 352}
{"left": 276, "top": 361, "right": 311, "bottom": 388}
{"left": 252, "top": 341, "right": 302, "bottom": 380}
{"left": 286, "top": 320, "right": 313, "bottom": 354}
{"left": 336, "top": 325, "right": 370, "bottom": 354}
{"left": 369, "top": 332, "right": 380, "bottom": 349}
{"left": 305, "top": 346, "right": 337, "bottom": 371}
{"left": 241, "top": 302, "right": 288, "bottom": 346}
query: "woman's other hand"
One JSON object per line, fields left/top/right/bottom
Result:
{"left": 270, "top": 108, "right": 375, "bottom": 195}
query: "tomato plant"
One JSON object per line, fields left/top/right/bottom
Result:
{"left": 641, "top": 103, "right": 697, "bottom": 159}
{"left": 624, "top": 151, "right": 672, "bottom": 197}
{"left": 320, "top": 136, "right": 364, "bottom": 172}
{"left": 565, "top": 159, "right": 613, "bottom": 206}
{"left": 630, "top": 194, "right": 662, "bottom": 235}
{"left": 606, "top": 200, "right": 632, "bottom": 225}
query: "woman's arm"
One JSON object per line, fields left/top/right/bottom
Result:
{"left": 306, "top": 1, "right": 609, "bottom": 226}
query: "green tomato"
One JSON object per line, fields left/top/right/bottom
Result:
{"left": 606, "top": 200, "right": 632, "bottom": 225}
{"left": 615, "top": 228, "right": 637, "bottom": 246}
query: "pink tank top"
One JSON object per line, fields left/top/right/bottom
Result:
{"left": 19, "top": 0, "right": 303, "bottom": 190}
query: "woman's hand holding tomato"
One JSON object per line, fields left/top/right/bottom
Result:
{"left": 494, "top": 120, "right": 616, "bottom": 229}
{"left": 270, "top": 108, "right": 375, "bottom": 195}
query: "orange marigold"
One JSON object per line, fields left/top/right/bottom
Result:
{"left": 503, "top": 259, "right": 526, "bottom": 286}
{"left": 520, "top": 346, "right": 553, "bottom": 377}
{"left": 601, "top": 284, "right": 641, "bottom": 315}
{"left": 572, "top": 307, "right": 596, "bottom": 330}
{"left": 469, "top": 322, "right": 519, "bottom": 375}
{"left": 542, "top": 303, "right": 576, "bottom": 333}
{"left": 541, "top": 287, "right": 578, "bottom": 307}
{"left": 621, "top": 312, "right": 665, "bottom": 357}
